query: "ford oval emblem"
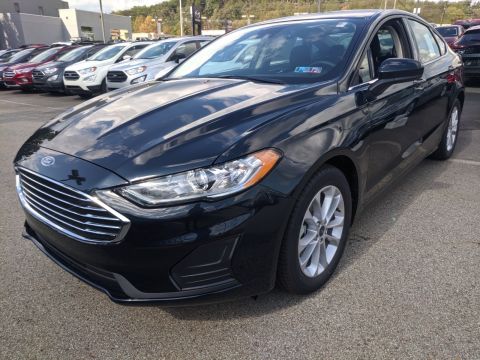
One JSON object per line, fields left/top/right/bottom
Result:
{"left": 40, "top": 156, "right": 55, "bottom": 167}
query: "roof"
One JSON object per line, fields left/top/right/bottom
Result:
{"left": 251, "top": 9, "right": 416, "bottom": 27}
{"left": 465, "top": 24, "right": 480, "bottom": 32}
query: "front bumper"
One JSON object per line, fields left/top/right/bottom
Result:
{"left": 107, "top": 73, "right": 147, "bottom": 91}
{"left": 33, "top": 76, "right": 65, "bottom": 92}
{"left": 4, "top": 74, "right": 33, "bottom": 88}
{"left": 15, "top": 149, "right": 292, "bottom": 304}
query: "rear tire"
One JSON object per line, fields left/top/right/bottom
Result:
{"left": 277, "top": 165, "right": 352, "bottom": 294}
{"left": 430, "top": 99, "right": 461, "bottom": 160}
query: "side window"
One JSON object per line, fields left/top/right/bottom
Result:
{"left": 358, "top": 52, "right": 372, "bottom": 83}
{"left": 123, "top": 45, "right": 146, "bottom": 59}
{"left": 408, "top": 20, "right": 441, "bottom": 63}
{"left": 199, "top": 41, "right": 210, "bottom": 48}
{"left": 175, "top": 42, "right": 198, "bottom": 57}
{"left": 432, "top": 31, "right": 447, "bottom": 55}
{"left": 370, "top": 27, "right": 403, "bottom": 77}
{"left": 352, "top": 21, "right": 410, "bottom": 86}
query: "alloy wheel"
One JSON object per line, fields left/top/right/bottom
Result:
{"left": 446, "top": 106, "right": 459, "bottom": 152}
{"left": 298, "top": 185, "right": 345, "bottom": 278}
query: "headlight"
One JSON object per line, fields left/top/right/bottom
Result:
{"left": 113, "top": 149, "right": 281, "bottom": 206}
{"left": 78, "top": 66, "right": 97, "bottom": 75}
{"left": 43, "top": 67, "right": 58, "bottom": 75}
{"left": 84, "top": 74, "right": 96, "bottom": 82}
{"left": 131, "top": 75, "right": 146, "bottom": 84}
{"left": 126, "top": 66, "right": 146, "bottom": 75}
{"left": 47, "top": 74, "right": 58, "bottom": 81}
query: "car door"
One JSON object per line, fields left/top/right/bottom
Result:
{"left": 350, "top": 18, "right": 422, "bottom": 194}
{"left": 404, "top": 19, "right": 450, "bottom": 143}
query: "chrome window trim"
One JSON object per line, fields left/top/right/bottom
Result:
{"left": 15, "top": 167, "right": 131, "bottom": 245}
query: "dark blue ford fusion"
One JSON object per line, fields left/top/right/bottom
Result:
{"left": 14, "top": 10, "right": 464, "bottom": 304}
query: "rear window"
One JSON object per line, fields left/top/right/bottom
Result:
{"left": 437, "top": 27, "right": 459, "bottom": 37}
{"left": 459, "top": 29, "right": 480, "bottom": 44}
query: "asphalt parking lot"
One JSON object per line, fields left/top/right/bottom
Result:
{"left": 0, "top": 87, "right": 479, "bottom": 359}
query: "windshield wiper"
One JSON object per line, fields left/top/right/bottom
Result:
{"left": 217, "top": 75, "right": 285, "bottom": 85}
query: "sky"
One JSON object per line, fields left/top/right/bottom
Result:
{"left": 67, "top": 0, "right": 165, "bottom": 13}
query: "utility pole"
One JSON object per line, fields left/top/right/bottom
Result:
{"left": 179, "top": 0, "right": 184, "bottom": 36}
{"left": 99, "top": 0, "right": 106, "bottom": 43}
{"left": 317, "top": 0, "right": 321, "bottom": 12}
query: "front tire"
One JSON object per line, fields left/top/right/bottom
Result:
{"left": 430, "top": 99, "right": 461, "bottom": 160}
{"left": 277, "top": 165, "right": 352, "bottom": 294}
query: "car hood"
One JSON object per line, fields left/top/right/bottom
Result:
{"left": 109, "top": 58, "right": 153, "bottom": 71}
{"left": 36, "top": 60, "right": 71, "bottom": 71}
{"left": 9, "top": 61, "right": 45, "bottom": 70}
{"left": 16, "top": 78, "right": 321, "bottom": 181}
{"left": 67, "top": 59, "right": 113, "bottom": 71}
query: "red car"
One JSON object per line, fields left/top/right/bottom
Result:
{"left": 436, "top": 25, "right": 465, "bottom": 47}
{"left": 3, "top": 46, "right": 77, "bottom": 90}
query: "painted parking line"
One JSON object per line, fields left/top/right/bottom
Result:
{"left": 0, "top": 99, "right": 66, "bottom": 111}
{"left": 449, "top": 158, "right": 480, "bottom": 166}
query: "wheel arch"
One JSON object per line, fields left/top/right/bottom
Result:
{"left": 292, "top": 149, "right": 361, "bottom": 222}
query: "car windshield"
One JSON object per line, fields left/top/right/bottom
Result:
{"left": 459, "top": 29, "right": 480, "bottom": 44}
{"left": 0, "top": 50, "right": 15, "bottom": 61}
{"left": 8, "top": 49, "right": 34, "bottom": 62}
{"left": 30, "top": 48, "right": 58, "bottom": 63}
{"left": 168, "top": 19, "right": 362, "bottom": 84}
{"left": 134, "top": 41, "right": 177, "bottom": 59}
{"left": 57, "top": 46, "right": 89, "bottom": 62}
{"left": 87, "top": 44, "right": 126, "bottom": 61}
{"left": 437, "top": 27, "right": 459, "bottom": 37}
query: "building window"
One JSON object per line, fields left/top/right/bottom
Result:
{"left": 38, "top": 6, "right": 44, "bottom": 15}
{"left": 14, "top": 2, "right": 20, "bottom": 13}
{"left": 80, "top": 26, "right": 94, "bottom": 41}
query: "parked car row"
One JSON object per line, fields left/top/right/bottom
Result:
{"left": 436, "top": 23, "right": 480, "bottom": 80}
{"left": 0, "top": 36, "right": 212, "bottom": 98}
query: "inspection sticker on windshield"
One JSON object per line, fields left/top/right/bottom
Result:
{"left": 294, "top": 66, "right": 322, "bottom": 74}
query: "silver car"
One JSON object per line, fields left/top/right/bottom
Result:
{"left": 106, "top": 36, "right": 212, "bottom": 90}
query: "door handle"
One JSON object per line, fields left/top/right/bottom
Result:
{"left": 413, "top": 79, "right": 426, "bottom": 90}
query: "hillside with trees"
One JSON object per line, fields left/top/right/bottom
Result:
{"left": 114, "top": 0, "right": 480, "bottom": 35}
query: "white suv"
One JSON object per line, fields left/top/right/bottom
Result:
{"left": 106, "top": 37, "right": 211, "bottom": 91}
{"left": 63, "top": 42, "right": 152, "bottom": 98}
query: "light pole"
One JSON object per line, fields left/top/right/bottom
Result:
{"left": 179, "top": 0, "right": 184, "bottom": 36}
{"left": 99, "top": 0, "right": 106, "bottom": 43}
{"left": 317, "top": 0, "right": 321, "bottom": 12}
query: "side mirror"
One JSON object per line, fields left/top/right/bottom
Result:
{"left": 172, "top": 53, "right": 186, "bottom": 63}
{"left": 122, "top": 55, "right": 132, "bottom": 61}
{"left": 368, "top": 58, "right": 424, "bottom": 98}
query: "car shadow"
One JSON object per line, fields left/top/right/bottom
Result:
{"left": 163, "top": 158, "right": 450, "bottom": 320}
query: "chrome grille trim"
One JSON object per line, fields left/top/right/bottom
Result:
{"left": 64, "top": 71, "right": 79, "bottom": 80}
{"left": 32, "top": 70, "right": 44, "bottom": 80}
{"left": 4, "top": 71, "right": 15, "bottom": 78}
{"left": 16, "top": 167, "right": 130, "bottom": 244}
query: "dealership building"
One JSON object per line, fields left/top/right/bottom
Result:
{"left": 0, "top": 0, "right": 132, "bottom": 48}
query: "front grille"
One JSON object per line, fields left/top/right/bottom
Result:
{"left": 64, "top": 71, "right": 79, "bottom": 80}
{"left": 32, "top": 69, "right": 45, "bottom": 80}
{"left": 464, "top": 58, "right": 480, "bottom": 67}
{"left": 107, "top": 71, "right": 127, "bottom": 83}
{"left": 4, "top": 71, "right": 15, "bottom": 78}
{"left": 16, "top": 168, "right": 130, "bottom": 244}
